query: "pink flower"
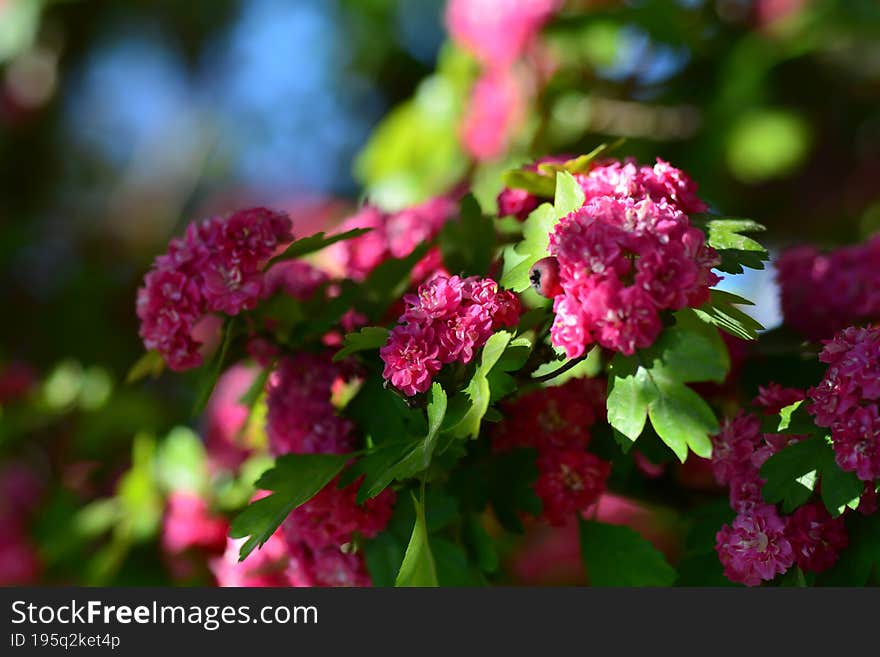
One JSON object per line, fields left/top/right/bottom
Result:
{"left": 716, "top": 505, "right": 794, "bottom": 586}
{"left": 460, "top": 68, "right": 525, "bottom": 161}
{"left": 753, "top": 383, "right": 805, "bottom": 415}
{"left": 711, "top": 412, "right": 763, "bottom": 486}
{"left": 204, "top": 363, "right": 260, "bottom": 470}
{"left": 161, "top": 491, "right": 228, "bottom": 556}
{"left": 786, "top": 503, "right": 848, "bottom": 573}
{"left": 266, "top": 353, "right": 357, "bottom": 456}
{"left": 264, "top": 260, "right": 328, "bottom": 301}
{"left": 534, "top": 448, "right": 610, "bottom": 526}
{"left": 546, "top": 188, "right": 717, "bottom": 356}
{"left": 380, "top": 324, "right": 443, "bottom": 396}
{"left": 381, "top": 274, "right": 520, "bottom": 396}
{"left": 808, "top": 326, "right": 880, "bottom": 480}
{"left": 211, "top": 531, "right": 305, "bottom": 588}
{"left": 282, "top": 479, "right": 395, "bottom": 553}
{"left": 137, "top": 207, "right": 293, "bottom": 370}
{"left": 445, "top": 0, "right": 561, "bottom": 67}
{"left": 777, "top": 236, "right": 880, "bottom": 341}
{"left": 287, "top": 543, "right": 372, "bottom": 587}
{"left": 328, "top": 198, "right": 456, "bottom": 283}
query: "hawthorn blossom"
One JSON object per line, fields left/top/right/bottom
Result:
{"left": 547, "top": 192, "right": 719, "bottom": 356}
{"left": 808, "top": 326, "right": 880, "bottom": 480}
{"left": 715, "top": 505, "right": 794, "bottom": 586}
{"left": 381, "top": 274, "right": 520, "bottom": 396}
{"left": 137, "top": 208, "right": 293, "bottom": 370}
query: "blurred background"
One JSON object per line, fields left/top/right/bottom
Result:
{"left": 1, "top": 0, "right": 879, "bottom": 585}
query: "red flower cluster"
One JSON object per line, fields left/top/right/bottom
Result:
{"left": 137, "top": 208, "right": 293, "bottom": 370}
{"left": 381, "top": 274, "right": 521, "bottom": 396}
{"left": 776, "top": 236, "right": 880, "bottom": 341}
{"left": 809, "top": 326, "right": 880, "bottom": 481}
{"left": 0, "top": 462, "right": 43, "bottom": 585}
{"left": 492, "top": 378, "right": 610, "bottom": 525}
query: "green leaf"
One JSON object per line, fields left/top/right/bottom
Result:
{"left": 395, "top": 489, "right": 438, "bottom": 587}
{"left": 820, "top": 458, "right": 863, "bottom": 517}
{"left": 647, "top": 378, "right": 717, "bottom": 461}
{"left": 500, "top": 168, "right": 556, "bottom": 198}
{"left": 488, "top": 448, "right": 541, "bottom": 532}
{"left": 693, "top": 289, "right": 764, "bottom": 341}
{"left": 333, "top": 326, "right": 391, "bottom": 362}
{"left": 267, "top": 228, "right": 372, "bottom": 267}
{"left": 606, "top": 319, "right": 726, "bottom": 460}
{"left": 463, "top": 513, "right": 499, "bottom": 573}
{"left": 579, "top": 519, "right": 676, "bottom": 586}
{"left": 439, "top": 194, "right": 495, "bottom": 276}
{"left": 644, "top": 313, "right": 729, "bottom": 383}
{"left": 501, "top": 171, "right": 584, "bottom": 292}
{"left": 760, "top": 436, "right": 825, "bottom": 512}
{"left": 191, "top": 318, "right": 237, "bottom": 416}
{"left": 606, "top": 359, "right": 654, "bottom": 444}
{"left": 448, "top": 331, "right": 512, "bottom": 439}
{"left": 349, "top": 383, "right": 447, "bottom": 502}
{"left": 553, "top": 170, "right": 587, "bottom": 217}
{"left": 125, "top": 350, "right": 164, "bottom": 384}
{"left": 692, "top": 216, "right": 769, "bottom": 275}
{"left": 701, "top": 217, "right": 766, "bottom": 252}
{"left": 229, "top": 453, "right": 349, "bottom": 560}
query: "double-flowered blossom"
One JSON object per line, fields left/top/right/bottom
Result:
{"left": 715, "top": 504, "right": 794, "bottom": 586}
{"left": 381, "top": 274, "right": 521, "bottom": 396}
{"left": 808, "top": 326, "right": 880, "bottom": 481}
{"left": 548, "top": 191, "right": 719, "bottom": 357}
{"left": 265, "top": 353, "right": 357, "bottom": 457}
{"left": 711, "top": 381, "right": 855, "bottom": 584}
{"left": 492, "top": 378, "right": 610, "bottom": 526}
{"left": 776, "top": 236, "right": 880, "bottom": 341}
{"left": 499, "top": 157, "right": 709, "bottom": 223}
{"left": 137, "top": 208, "right": 293, "bottom": 370}
{"left": 261, "top": 352, "right": 396, "bottom": 587}
{"left": 786, "top": 502, "right": 848, "bottom": 573}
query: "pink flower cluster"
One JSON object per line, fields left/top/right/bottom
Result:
{"left": 776, "top": 236, "right": 880, "bottom": 341}
{"left": 213, "top": 351, "right": 394, "bottom": 587}
{"left": 282, "top": 479, "right": 395, "bottom": 587}
{"left": 548, "top": 194, "right": 719, "bottom": 357}
{"left": 447, "top": 0, "right": 561, "bottom": 161}
{"left": 710, "top": 387, "right": 854, "bottom": 586}
{"left": 808, "top": 326, "right": 880, "bottom": 481}
{"left": 492, "top": 378, "right": 610, "bottom": 526}
{"left": 460, "top": 67, "right": 526, "bottom": 161}
{"left": 380, "top": 274, "right": 521, "bottom": 396}
{"left": 162, "top": 492, "right": 228, "bottom": 557}
{"left": 137, "top": 207, "right": 293, "bottom": 371}
{"left": 446, "top": 0, "right": 560, "bottom": 68}
{"left": 265, "top": 353, "right": 357, "bottom": 457}
{"left": 327, "top": 196, "right": 457, "bottom": 283}
{"left": 499, "top": 157, "right": 709, "bottom": 222}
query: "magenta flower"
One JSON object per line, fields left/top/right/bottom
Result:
{"left": 716, "top": 505, "right": 794, "bottom": 586}
{"left": 786, "top": 503, "right": 848, "bottom": 573}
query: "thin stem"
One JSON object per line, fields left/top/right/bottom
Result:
{"left": 531, "top": 354, "right": 587, "bottom": 384}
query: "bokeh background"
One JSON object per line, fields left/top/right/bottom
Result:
{"left": 1, "top": 0, "right": 879, "bottom": 585}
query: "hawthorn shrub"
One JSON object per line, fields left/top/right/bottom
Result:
{"left": 127, "top": 148, "right": 879, "bottom": 587}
